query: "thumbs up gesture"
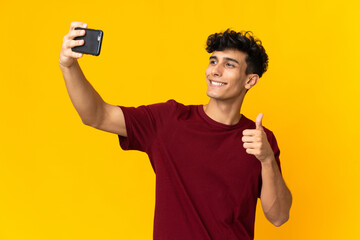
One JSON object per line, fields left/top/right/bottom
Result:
{"left": 242, "top": 113, "right": 274, "bottom": 163}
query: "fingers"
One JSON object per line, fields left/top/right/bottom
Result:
{"left": 243, "top": 142, "right": 259, "bottom": 150}
{"left": 68, "top": 29, "right": 86, "bottom": 39}
{"left": 65, "top": 21, "right": 87, "bottom": 41}
{"left": 62, "top": 23, "right": 86, "bottom": 49}
{"left": 66, "top": 38, "right": 84, "bottom": 48}
{"left": 62, "top": 36, "right": 84, "bottom": 59}
{"left": 242, "top": 135, "right": 260, "bottom": 143}
{"left": 74, "top": 53, "right": 83, "bottom": 58}
{"left": 59, "top": 22, "right": 87, "bottom": 67}
{"left": 62, "top": 22, "right": 87, "bottom": 59}
{"left": 242, "top": 129, "right": 260, "bottom": 136}
{"left": 255, "top": 113, "right": 264, "bottom": 130}
{"left": 61, "top": 44, "right": 83, "bottom": 59}
{"left": 68, "top": 49, "right": 83, "bottom": 59}
{"left": 70, "top": 21, "right": 87, "bottom": 31}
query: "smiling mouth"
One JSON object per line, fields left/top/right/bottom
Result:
{"left": 209, "top": 80, "right": 227, "bottom": 86}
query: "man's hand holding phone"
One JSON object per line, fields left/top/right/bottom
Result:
{"left": 59, "top": 22, "right": 88, "bottom": 68}
{"left": 59, "top": 22, "right": 103, "bottom": 68}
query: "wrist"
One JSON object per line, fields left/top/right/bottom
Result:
{"left": 59, "top": 59, "right": 77, "bottom": 70}
{"left": 261, "top": 156, "right": 276, "bottom": 167}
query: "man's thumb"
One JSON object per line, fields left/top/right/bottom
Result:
{"left": 256, "top": 113, "right": 264, "bottom": 130}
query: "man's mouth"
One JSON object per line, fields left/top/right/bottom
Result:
{"left": 209, "top": 79, "right": 227, "bottom": 86}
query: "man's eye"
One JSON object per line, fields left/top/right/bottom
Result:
{"left": 210, "top": 60, "right": 216, "bottom": 64}
{"left": 226, "top": 63, "right": 234, "bottom": 67}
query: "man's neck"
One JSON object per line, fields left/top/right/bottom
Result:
{"left": 203, "top": 97, "right": 244, "bottom": 125}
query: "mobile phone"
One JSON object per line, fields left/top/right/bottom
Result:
{"left": 72, "top": 27, "right": 103, "bottom": 56}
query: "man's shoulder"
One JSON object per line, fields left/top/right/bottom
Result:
{"left": 145, "top": 99, "right": 195, "bottom": 116}
{"left": 163, "top": 99, "right": 194, "bottom": 106}
{"left": 160, "top": 99, "right": 199, "bottom": 110}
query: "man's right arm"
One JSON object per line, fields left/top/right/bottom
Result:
{"left": 59, "top": 21, "right": 127, "bottom": 137}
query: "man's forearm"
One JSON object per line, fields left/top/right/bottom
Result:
{"left": 260, "top": 157, "right": 292, "bottom": 227}
{"left": 59, "top": 60, "right": 105, "bottom": 126}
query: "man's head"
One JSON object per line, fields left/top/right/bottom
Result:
{"left": 205, "top": 29, "right": 269, "bottom": 101}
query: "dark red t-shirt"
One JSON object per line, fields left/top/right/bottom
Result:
{"left": 118, "top": 99, "right": 281, "bottom": 240}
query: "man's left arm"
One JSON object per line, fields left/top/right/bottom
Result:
{"left": 242, "top": 113, "right": 292, "bottom": 227}
{"left": 259, "top": 155, "right": 292, "bottom": 226}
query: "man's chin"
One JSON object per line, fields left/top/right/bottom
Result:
{"left": 206, "top": 91, "right": 245, "bottom": 103}
{"left": 206, "top": 91, "right": 225, "bottom": 101}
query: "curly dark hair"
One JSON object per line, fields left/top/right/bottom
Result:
{"left": 206, "top": 29, "right": 269, "bottom": 78}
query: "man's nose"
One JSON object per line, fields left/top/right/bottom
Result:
{"left": 211, "top": 64, "right": 223, "bottom": 77}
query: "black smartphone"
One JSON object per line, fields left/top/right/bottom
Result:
{"left": 72, "top": 27, "right": 103, "bottom": 56}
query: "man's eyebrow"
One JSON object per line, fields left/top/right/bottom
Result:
{"left": 209, "top": 56, "right": 239, "bottom": 64}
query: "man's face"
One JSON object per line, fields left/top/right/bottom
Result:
{"left": 205, "top": 49, "right": 251, "bottom": 101}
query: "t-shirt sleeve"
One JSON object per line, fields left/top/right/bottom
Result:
{"left": 117, "top": 99, "right": 178, "bottom": 152}
{"left": 269, "top": 131, "right": 281, "bottom": 174}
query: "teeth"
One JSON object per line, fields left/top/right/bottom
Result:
{"left": 211, "top": 80, "right": 225, "bottom": 86}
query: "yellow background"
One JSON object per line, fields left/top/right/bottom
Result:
{"left": 1, "top": 0, "right": 359, "bottom": 239}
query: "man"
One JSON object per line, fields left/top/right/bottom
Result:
{"left": 59, "top": 22, "right": 292, "bottom": 240}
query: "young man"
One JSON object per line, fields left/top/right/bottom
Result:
{"left": 59, "top": 22, "right": 292, "bottom": 240}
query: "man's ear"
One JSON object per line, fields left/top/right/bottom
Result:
{"left": 244, "top": 74, "right": 260, "bottom": 90}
